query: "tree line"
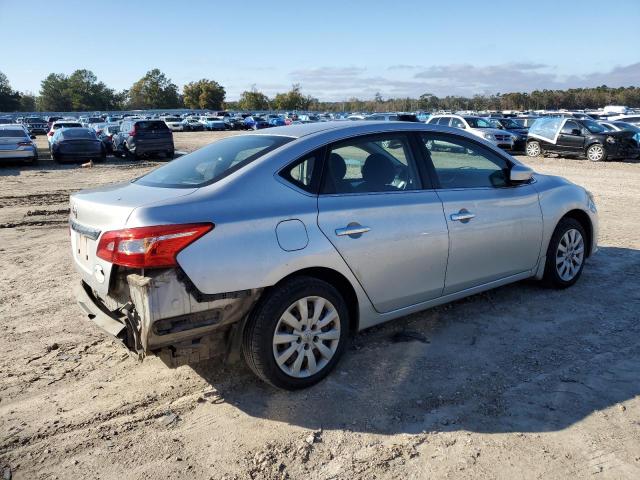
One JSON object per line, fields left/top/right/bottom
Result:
{"left": 1, "top": 69, "right": 640, "bottom": 113}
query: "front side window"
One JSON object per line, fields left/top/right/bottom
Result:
{"left": 561, "top": 120, "right": 581, "bottom": 135}
{"left": 437, "top": 117, "right": 451, "bottom": 126}
{"left": 321, "top": 134, "right": 420, "bottom": 194}
{"left": 136, "top": 135, "right": 293, "bottom": 188}
{"left": 450, "top": 117, "right": 465, "bottom": 129}
{"left": 422, "top": 134, "right": 509, "bottom": 189}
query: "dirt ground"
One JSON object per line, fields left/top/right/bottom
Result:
{"left": 1, "top": 131, "right": 639, "bottom": 480}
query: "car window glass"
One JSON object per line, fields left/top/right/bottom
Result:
{"left": 437, "top": 117, "right": 450, "bottom": 126}
{"left": 321, "top": 134, "right": 419, "bottom": 194}
{"left": 281, "top": 152, "right": 318, "bottom": 192}
{"left": 421, "top": 134, "right": 509, "bottom": 189}
{"left": 450, "top": 118, "right": 465, "bottom": 129}
{"left": 561, "top": 121, "right": 580, "bottom": 134}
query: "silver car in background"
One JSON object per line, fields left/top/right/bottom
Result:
{"left": 0, "top": 125, "right": 38, "bottom": 163}
{"left": 70, "top": 121, "right": 598, "bottom": 389}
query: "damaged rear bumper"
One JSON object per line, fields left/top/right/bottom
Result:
{"left": 74, "top": 269, "right": 262, "bottom": 367}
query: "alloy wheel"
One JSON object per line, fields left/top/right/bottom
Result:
{"left": 587, "top": 145, "right": 604, "bottom": 161}
{"left": 555, "top": 228, "right": 585, "bottom": 281}
{"left": 526, "top": 141, "right": 540, "bottom": 156}
{"left": 272, "top": 296, "right": 341, "bottom": 378}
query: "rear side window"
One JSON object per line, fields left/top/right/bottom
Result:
{"left": 280, "top": 151, "right": 321, "bottom": 193}
{"left": 136, "top": 135, "right": 293, "bottom": 188}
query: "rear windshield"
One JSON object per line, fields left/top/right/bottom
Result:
{"left": 135, "top": 135, "right": 293, "bottom": 188}
{"left": 60, "top": 129, "right": 97, "bottom": 139}
{"left": 0, "top": 129, "right": 26, "bottom": 138}
{"left": 26, "top": 118, "right": 46, "bottom": 123}
{"left": 54, "top": 123, "right": 82, "bottom": 129}
{"left": 136, "top": 121, "right": 169, "bottom": 131}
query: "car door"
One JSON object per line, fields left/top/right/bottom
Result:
{"left": 317, "top": 133, "right": 449, "bottom": 313}
{"left": 420, "top": 132, "right": 543, "bottom": 295}
{"left": 556, "top": 120, "right": 585, "bottom": 153}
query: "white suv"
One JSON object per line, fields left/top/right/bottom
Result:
{"left": 428, "top": 115, "right": 515, "bottom": 149}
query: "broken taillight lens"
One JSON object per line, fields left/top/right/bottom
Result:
{"left": 96, "top": 223, "right": 213, "bottom": 268}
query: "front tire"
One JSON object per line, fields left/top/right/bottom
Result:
{"left": 542, "top": 218, "right": 587, "bottom": 289}
{"left": 526, "top": 140, "right": 541, "bottom": 157}
{"left": 586, "top": 143, "right": 607, "bottom": 162}
{"left": 243, "top": 276, "right": 349, "bottom": 390}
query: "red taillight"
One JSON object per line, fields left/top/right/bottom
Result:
{"left": 96, "top": 223, "right": 213, "bottom": 268}
{"left": 128, "top": 125, "right": 137, "bottom": 136}
{"left": 48, "top": 131, "right": 54, "bottom": 136}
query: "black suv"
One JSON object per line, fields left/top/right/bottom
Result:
{"left": 491, "top": 117, "right": 530, "bottom": 150}
{"left": 113, "top": 119, "right": 174, "bottom": 159}
{"left": 526, "top": 118, "right": 639, "bottom": 161}
{"left": 24, "top": 117, "right": 49, "bottom": 135}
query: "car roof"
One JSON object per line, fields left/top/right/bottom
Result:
{"left": 0, "top": 125, "right": 26, "bottom": 131}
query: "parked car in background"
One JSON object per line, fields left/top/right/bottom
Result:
{"left": 598, "top": 121, "right": 640, "bottom": 150}
{"left": 24, "top": 117, "right": 49, "bottom": 135}
{"left": 163, "top": 116, "right": 184, "bottom": 132}
{"left": 244, "top": 115, "right": 270, "bottom": 130}
{"left": 97, "top": 124, "right": 120, "bottom": 154}
{"left": 105, "top": 115, "right": 123, "bottom": 123}
{"left": 427, "top": 115, "right": 516, "bottom": 149}
{"left": 113, "top": 119, "right": 174, "bottom": 159}
{"left": 47, "top": 120, "right": 83, "bottom": 145}
{"left": 199, "top": 116, "right": 226, "bottom": 131}
{"left": 0, "top": 125, "right": 38, "bottom": 164}
{"left": 50, "top": 127, "right": 105, "bottom": 163}
{"left": 0, "top": 117, "right": 16, "bottom": 124}
{"left": 225, "top": 116, "right": 247, "bottom": 130}
{"left": 526, "top": 117, "right": 639, "bottom": 161}
{"left": 70, "top": 121, "right": 598, "bottom": 389}
{"left": 268, "top": 115, "right": 287, "bottom": 127}
{"left": 46, "top": 116, "right": 64, "bottom": 128}
{"left": 489, "top": 117, "right": 530, "bottom": 150}
{"left": 182, "top": 118, "right": 205, "bottom": 131}
{"left": 607, "top": 114, "right": 640, "bottom": 126}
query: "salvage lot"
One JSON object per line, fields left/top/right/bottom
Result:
{"left": 1, "top": 131, "right": 639, "bottom": 479}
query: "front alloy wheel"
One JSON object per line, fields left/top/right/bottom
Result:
{"left": 587, "top": 144, "right": 606, "bottom": 162}
{"left": 526, "top": 141, "right": 541, "bottom": 157}
{"left": 542, "top": 218, "right": 587, "bottom": 288}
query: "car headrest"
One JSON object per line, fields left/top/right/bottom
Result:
{"left": 329, "top": 153, "right": 347, "bottom": 180}
{"left": 362, "top": 153, "right": 395, "bottom": 186}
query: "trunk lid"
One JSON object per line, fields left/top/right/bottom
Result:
{"left": 70, "top": 181, "right": 196, "bottom": 295}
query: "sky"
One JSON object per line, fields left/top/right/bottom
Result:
{"left": 1, "top": 0, "right": 639, "bottom": 101}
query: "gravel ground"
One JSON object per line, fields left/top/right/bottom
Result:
{"left": 1, "top": 131, "right": 639, "bottom": 480}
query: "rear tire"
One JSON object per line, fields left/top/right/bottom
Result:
{"left": 243, "top": 276, "right": 349, "bottom": 390}
{"left": 542, "top": 217, "right": 587, "bottom": 289}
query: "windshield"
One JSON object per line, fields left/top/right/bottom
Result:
{"left": 165, "top": 117, "right": 182, "bottom": 122}
{"left": 582, "top": 120, "right": 607, "bottom": 134}
{"left": 614, "top": 122, "right": 640, "bottom": 133}
{"left": 26, "top": 118, "right": 45, "bottom": 123}
{"left": 136, "top": 135, "right": 293, "bottom": 188}
{"left": 464, "top": 117, "right": 492, "bottom": 128}
{"left": 499, "top": 118, "right": 521, "bottom": 129}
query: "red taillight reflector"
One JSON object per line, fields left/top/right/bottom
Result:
{"left": 96, "top": 223, "right": 213, "bottom": 268}
{"left": 47, "top": 131, "right": 54, "bottom": 136}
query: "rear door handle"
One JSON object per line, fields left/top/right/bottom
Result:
{"left": 450, "top": 210, "right": 475, "bottom": 222}
{"left": 335, "top": 224, "right": 371, "bottom": 237}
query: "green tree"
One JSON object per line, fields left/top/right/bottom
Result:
{"left": 66, "top": 69, "right": 117, "bottom": 110}
{"left": 0, "top": 71, "right": 22, "bottom": 112}
{"left": 38, "top": 73, "right": 72, "bottom": 111}
{"left": 183, "top": 79, "right": 225, "bottom": 110}
{"left": 19, "top": 92, "right": 37, "bottom": 111}
{"left": 128, "top": 69, "right": 181, "bottom": 109}
{"left": 272, "top": 84, "right": 313, "bottom": 111}
{"left": 238, "top": 87, "right": 270, "bottom": 110}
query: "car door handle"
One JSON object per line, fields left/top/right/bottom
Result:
{"left": 450, "top": 210, "right": 476, "bottom": 222}
{"left": 335, "top": 225, "right": 371, "bottom": 237}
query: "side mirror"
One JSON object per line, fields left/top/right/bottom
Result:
{"left": 30, "top": 135, "right": 36, "bottom": 140}
{"left": 571, "top": 128, "right": 581, "bottom": 136}
{"left": 509, "top": 164, "right": 533, "bottom": 183}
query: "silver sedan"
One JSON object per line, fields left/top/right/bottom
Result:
{"left": 70, "top": 121, "right": 598, "bottom": 389}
